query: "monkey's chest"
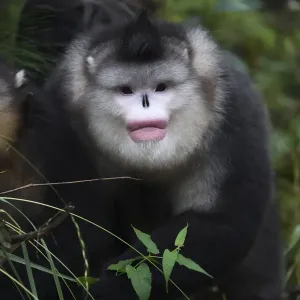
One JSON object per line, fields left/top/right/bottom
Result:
{"left": 115, "top": 181, "right": 173, "bottom": 241}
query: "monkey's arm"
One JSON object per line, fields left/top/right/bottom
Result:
{"left": 91, "top": 161, "right": 272, "bottom": 299}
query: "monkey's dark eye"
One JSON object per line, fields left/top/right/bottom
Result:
{"left": 120, "top": 86, "right": 133, "bottom": 95}
{"left": 155, "top": 83, "right": 168, "bottom": 92}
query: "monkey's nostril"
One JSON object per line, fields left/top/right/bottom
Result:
{"left": 142, "top": 94, "right": 150, "bottom": 108}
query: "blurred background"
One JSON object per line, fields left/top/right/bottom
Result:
{"left": 0, "top": 0, "right": 300, "bottom": 297}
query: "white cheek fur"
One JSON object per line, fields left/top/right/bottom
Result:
{"left": 85, "top": 87, "right": 214, "bottom": 172}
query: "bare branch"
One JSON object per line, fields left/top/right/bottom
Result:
{"left": 10, "top": 204, "right": 74, "bottom": 244}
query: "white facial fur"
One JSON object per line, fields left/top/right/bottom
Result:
{"left": 64, "top": 26, "right": 225, "bottom": 171}
{"left": 114, "top": 89, "right": 171, "bottom": 124}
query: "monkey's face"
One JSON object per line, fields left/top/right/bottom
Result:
{"left": 65, "top": 19, "right": 222, "bottom": 171}
{"left": 73, "top": 57, "right": 214, "bottom": 170}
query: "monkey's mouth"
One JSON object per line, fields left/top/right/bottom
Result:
{"left": 127, "top": 120, "right": 167, "bottom": 142}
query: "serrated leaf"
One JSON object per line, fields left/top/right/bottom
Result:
{"left": 162, "top": 249, "right": 178, "bottom": 292}
{"left": 174, "top": 225, "right": 188, "bottom": 248}
{"left": 133, "top": 227, "right": 159, "bottom": 254}
{"left": 107, "top": 258, "right": 140, "bottom": 272}
{"left": 176, "top": 253, "right": 212, "bottom": 278}
{"left": 126, "top": 263, "right": 152, "bottom": 300}
{"left": 77, "top": 276, "right": 98, "bottom": 286}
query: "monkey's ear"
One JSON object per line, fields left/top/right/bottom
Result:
{"left": 14, "top": 70, "right": 27, "bottom": 88}
{"left": 85, "top": 45, "right": 113, "bottom": 74}
{"left": 181, "top": 47, "right": 189, "bottom": 61}
{"left": 185, "top": 26, "right": 219, "bottom": 79}
{"left": 164, "top": 38, "right": 190, "bottom": 62}
{"left": 170, "top": 42, "right": 189, "bottom": 61}
{"left": 85, "top": 56, "right": 96, "bottom": 73}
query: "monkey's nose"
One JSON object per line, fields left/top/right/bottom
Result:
{"left": 142, "top": 94, "right": 150, "bottom": 108}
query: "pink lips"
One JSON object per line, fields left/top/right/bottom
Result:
{"left": 127, "top": 120, "right": 167, "bottom": 142}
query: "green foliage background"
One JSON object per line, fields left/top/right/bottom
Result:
{"left": 160, "top": 0, "right": 300, "bottom": 288}
{"left": 0, "top": 0, "right": 300, "bottom": 292}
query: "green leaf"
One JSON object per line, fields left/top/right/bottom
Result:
{"left": 176, "top": 253, "right": 212, "bottom": 278}
{"left": 126, "top": 263, "right": 152, "bottom": 300}
{"left": 7, "top": 252, "right": 76, "bottom": 282}
{"left": 77, "top": 276, "right": 98, "bottom": 286}
{"left": 21, "top": 242, "right": 38, "bottom": 298}
{"left": 107, "top": 258, "right": 140, "bottom": 272}
{"left": 174, "top": 224, "right": 188, "bottom": 248}
{"left": 162, "top": 249, "right": 178, "bottom": 292}
{"left": 133, "top": 227, "right": 159, "bottom": 254}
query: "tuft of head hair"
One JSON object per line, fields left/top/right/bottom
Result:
{"left": 119, "top": 10, "right": 163, "bottom": 62}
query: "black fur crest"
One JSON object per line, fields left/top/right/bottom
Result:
{"left": 119, "top": 10, "right": 163, "bottom": 62}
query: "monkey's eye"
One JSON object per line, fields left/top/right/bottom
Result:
{"left": 155, "top": 83, "right": 168, "bottom": 92}
{"left": 120, "top": 86, "right": 133, "bottom": 95}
